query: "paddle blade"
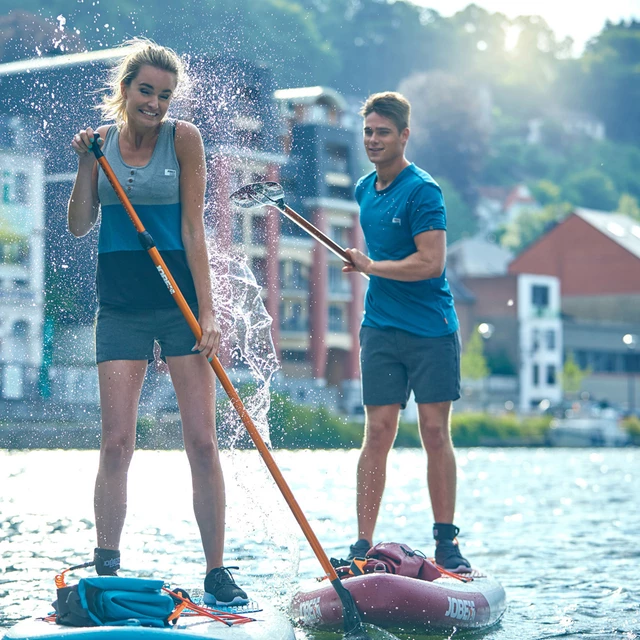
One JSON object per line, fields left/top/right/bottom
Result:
{"left": 229, "top": 182, "right": 285, "bottom": 210}
{"left": 330, "top": 577, "right": 370, "bottom": 638}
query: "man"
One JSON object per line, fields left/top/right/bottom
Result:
{"left": 343, "top": 91, "right": 471, "bottom": 572}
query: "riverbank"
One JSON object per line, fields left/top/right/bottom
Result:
{"left": 2, "top": 394, "right": 638, "bottom": 449}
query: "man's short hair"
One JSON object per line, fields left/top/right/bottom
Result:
{"left": 360, "top": 92, "right": 411, "bottom": 133}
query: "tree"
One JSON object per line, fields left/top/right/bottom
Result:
{"left": 436, "top": 176, "right": 477, "bottom": 244}
{"left": 580, "top": 20, "right": 640, "bottom": 145}
{"left": 498, "top": 203, "right": 572, "bottom": 253}
{"left": 561, "top": 351, "right": 590, "bottom": 399}
{"left": 461, "top": 328, "right": 489, "bottom": 381}
{"left": 398, "top": 70, "right": 491, "bottom": 204}
{"left": 561, "top": 168, "right": 619, "bottom": 211}
{"left": 618, "top": 193, "right": 640, "bottom": 221}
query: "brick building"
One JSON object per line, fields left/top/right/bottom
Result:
{"left": 509, "top": 208, "right": 640, "bottom": 409}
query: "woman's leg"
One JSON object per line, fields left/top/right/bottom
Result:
{"left": 95, "top": 359, "right": 147, "bottom": 550}
{"left": 167, "top": 354, "right": 224, "bottom": 571}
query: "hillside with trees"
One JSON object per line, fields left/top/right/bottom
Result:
{"left": 2, "top": 1, "right": 639, "bottom": 248}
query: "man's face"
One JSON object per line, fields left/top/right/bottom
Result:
{"left": 363, "top": 112, "right": 409, "bottom": 166}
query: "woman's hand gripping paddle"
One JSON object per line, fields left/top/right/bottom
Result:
{"left": 230, "top": 181, "right": 369, "bottom": 280}
{"left": 89, "top": 138, "right": 369, "bottom": 639}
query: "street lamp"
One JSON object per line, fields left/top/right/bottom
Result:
{"left": 622, "top": 333, "right": 637, "bottom": 415}
{"left": 477, "top": 323, "right": 495, "bottom": 410}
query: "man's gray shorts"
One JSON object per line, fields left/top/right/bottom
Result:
{"left": 360, "top": 325, "right": 461, "bottom": 407}
{"left": 95, "top": 303, "right": 199, "bottom": 364}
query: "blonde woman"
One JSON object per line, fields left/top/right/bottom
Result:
{"left": 68, "top": 39, "right": 248, "bottom": 605}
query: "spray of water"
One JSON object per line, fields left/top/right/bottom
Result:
{"left": 205, "top": 244, "right": 301, "bottom": 605}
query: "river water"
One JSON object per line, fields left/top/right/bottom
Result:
{"left": 1, "top": 447, "right": 638, "bottom": 639}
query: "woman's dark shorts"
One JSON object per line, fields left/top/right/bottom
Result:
{"left": 95, "top": 303, "right": 199, "bottom": 364}
{"left": 360, "top": 325, "right": 461, "bottom": 407}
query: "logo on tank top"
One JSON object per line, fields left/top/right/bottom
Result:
{"left": 164, "top": 169, "right": 176, "bottom": 177}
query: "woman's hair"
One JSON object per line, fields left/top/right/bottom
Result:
{"left": 98, "top": 38, "right": 186, "bottom": 125}
{"left": 360, "top": 91, "right": 411, "bottom": 133}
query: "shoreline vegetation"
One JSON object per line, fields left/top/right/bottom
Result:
{"left": 1, "top": 393, "right": 639, "bottom": 450}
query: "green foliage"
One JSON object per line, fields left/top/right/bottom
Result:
{"left": 561, "top": 352, "right": 590, "bottom": 398}
{"left": 449, "top": 413, "right": 552, "bottom": 446}
{"left": 529, "top": 180, "right": 562, "bottom": 206}
{"left": 436, "top": 176, "right": 477, "bottom": 243}
{"left": 618, "top": 194, "right": 640, "bottom": 221}
{"left": 267, "top": 392, "right": 363, "bottom": 449}
{"left": 498, "top": 203, "right": 572, "bottom": 254}
{"left": 561, "top": 168, "right": 619, "bottom": 211}
{"left": 580, "top": 21, "right": 640, "bottom": 145}
{"left": 460, "top": 328, "right": 489, "bottom": 381}
{"left": 622, "top": 416, "right": 640, "bottom": 442}
{"left": 398, "top": 71, "right": 491, "bottom": 202}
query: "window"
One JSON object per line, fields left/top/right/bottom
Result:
{"left": 545, "top": 330, "right": 556, "bottom": 351}
{"left": 251, "top": 257, "right": 267, "bottom": 284}
{"left": 328, "top": 304, "right": 345, "bottom": 332}
{"left": 532, "top": 285, "right": 549, "bottom": 308}
{"left": 280, "top": 260, "right": 309, "bottom": 290}
{"left": 325, "top": 143, "right": 349, "bottom": 173}
{"left": 328, "top": 264, "right": 350, "bottom": 294}
{"left": 250, "top": 215, "right": 267, "bottom": 245}
{"left": 546, "top": 365, "right": 556, "bottom": 385}
{"left": 280, "top": 301, "right": 308, "bottom": 332}
{"left": 232, "top": 213, "right": 244, "bottom": 244}
{"left": 532, "top": 329, "right": 540, "bottom": 352}
{"left": 532, "top": 364, "right": 539, "bottom": 386}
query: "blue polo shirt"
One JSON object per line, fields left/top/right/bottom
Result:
{"left": 355, "top": 163, "right": 458, "bottom": 337}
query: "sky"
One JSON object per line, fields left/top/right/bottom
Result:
{"left": 410, "top": 0, "right": 640, "bottom": 54}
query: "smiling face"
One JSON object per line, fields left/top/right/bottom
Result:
{"left": 363, "top": 111, "right": 409, "bottom": 169}
{"left": 121, "top": 64, "right": 177, "bottom": 128}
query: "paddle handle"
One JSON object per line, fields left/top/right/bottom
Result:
{"left": 280, "top": 204, "right": 370, "bottom": 281}
{"left": 91, "top": 145, "right": 342, "bottom": 584}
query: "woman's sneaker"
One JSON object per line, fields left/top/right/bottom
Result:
{"left": 203, "top": 566, "right": 249, "bottom": 606}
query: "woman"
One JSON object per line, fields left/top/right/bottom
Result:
{"left": 68, "top": 38, "right": 248, "bottom": 606}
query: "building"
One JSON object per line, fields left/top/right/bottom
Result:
{"left": 0, "top": 51, "right": 367, "bottom": 416}
{"left": 508, "top": 208, "right": 640, "bottom": 409}
{"left": 460, "top": 272, "right": 563, "bottom": 412}
{"left": 0, "top": 115, "right": 45, "bottom": 404}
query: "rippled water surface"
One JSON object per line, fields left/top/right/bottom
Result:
{"left": 1, "top": 448, "right": 639, "bottom": 639}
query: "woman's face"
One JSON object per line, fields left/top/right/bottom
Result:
{"left": 121, "top": 64, "right": 177, "bottom": 128}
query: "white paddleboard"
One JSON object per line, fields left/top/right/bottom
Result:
{"left": 3, "top": 602, "right": 295, "bottom": 640}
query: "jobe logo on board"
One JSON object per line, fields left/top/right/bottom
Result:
{"left": 445, "top": 596, "right": 476, "bottom": 621}
{"left": 299, "top": 597, "right": 322, "bottom": 624}
{"left": 156, "top": 266, "right": 175, "bottom": 294}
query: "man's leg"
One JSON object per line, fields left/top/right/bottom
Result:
{"left": 356, "top": 403, "right": 402, "bottom": 545}
{"left": 417, "top": 401, "right": 456, "bottom": 523}
{"left": 418, "top": 401, "right": 470, "bottom": 572}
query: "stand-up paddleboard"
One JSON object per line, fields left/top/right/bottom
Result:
{"left": 291, "top": 567, "right": 506, "bottom": 634}
{"left": 4, "top": 598, "right": 295, "bottom": 640}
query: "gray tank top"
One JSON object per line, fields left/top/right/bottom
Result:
{"left": 96, "top": 119, "right": 197, "bottom": 308}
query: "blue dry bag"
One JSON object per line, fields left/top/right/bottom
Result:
{"left": 54, "top": 576, "right": 175, "bottom": 627}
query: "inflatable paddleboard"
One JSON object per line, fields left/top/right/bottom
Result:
{"left": 291, "top": 567, "right": 506, "bottom": 633}
{"left": 3, "top": 599, "right": 295, "bottom": 640}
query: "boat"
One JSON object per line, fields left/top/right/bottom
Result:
{"left": 3, "top": 594, "right": 294, "bottom": 640}
{"left": 290, "top": 566, "right": 506, "bottom": 633}
{"left": 547, "top": 415, "right": 631, "bottom": 447}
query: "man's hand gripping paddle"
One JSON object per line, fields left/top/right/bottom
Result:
{"left": 89, "top": 138, "right": 369, "bottom": 639}
{"left": 230, "top": 181, "right": 369, "bottom": 280}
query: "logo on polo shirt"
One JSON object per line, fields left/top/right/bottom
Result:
{"left": 164, "top": 169, "right": 176, "bottom": 177}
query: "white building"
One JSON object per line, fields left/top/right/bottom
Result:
{"left": 0, "top": 118, "right": 45, "bottom": 400}
{"left": 517, "top": 274, "right": 563, "bottom": 412}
